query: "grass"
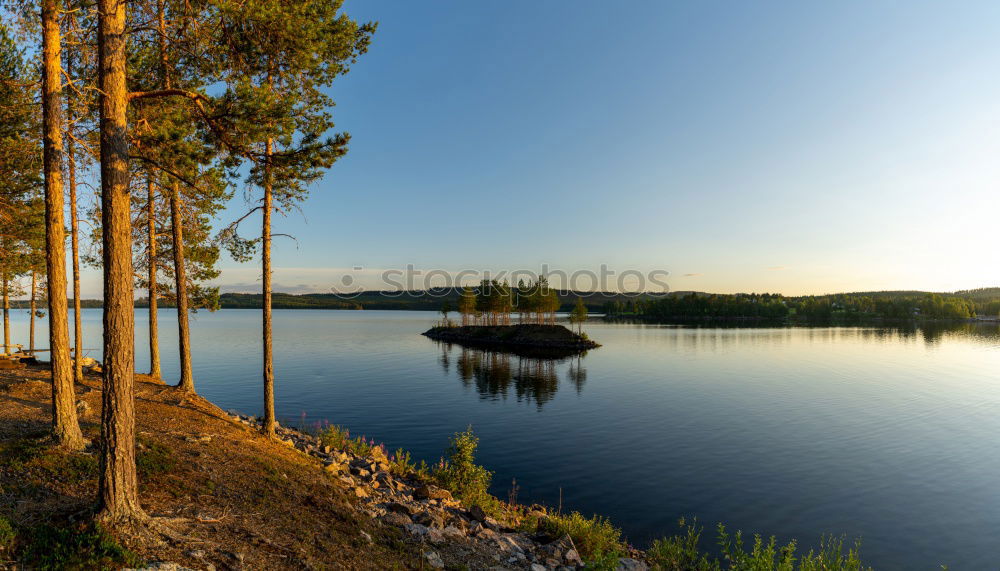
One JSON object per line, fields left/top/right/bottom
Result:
{"left": 536, "top": 511, "right": 626, "bottom": 562}
{"left": 136, "top": 437, "right": 176, "bottom": 478}
{"left": 647, "top": 518, "right": 872, "bottom": 571}
{"left": 17, "top": 523, "right": 141, "bottom": 570}
{"left": 316, "top": 423, "right": 387, "bottom": 459}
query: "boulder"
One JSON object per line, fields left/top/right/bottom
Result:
{"left": 385, "top": 502, "right": 416, "bottom": 516}
{"left": 469, "top": 505, "right": 488, "bottom": 522}
{"left": 379, "top": 512, "right": 412, "bottom": 527}
{"left": 423, "top": 551, "right": 445, "bottom": 569}
{"left": 414, "top": 485, "right": 453, "bottom": 501}
{"left": 616, "top": 559, "right": 649, "bottom": 570}
{"left": 414, "top": 510, "right": 445, "bottom": 529}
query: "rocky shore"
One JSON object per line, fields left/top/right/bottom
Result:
{"left": 226, "top": 412, "right": 646, "bottom": 571}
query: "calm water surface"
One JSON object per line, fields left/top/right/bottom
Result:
{"left": 8, "top": 309, "right": 1000, "bottom": 569}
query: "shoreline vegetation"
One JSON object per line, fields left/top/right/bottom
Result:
{"left": 0, "top": 364, "right": 874, "bottom": 570}
{"left": 8, "top": 287, "right": 1000, "bottom": 321}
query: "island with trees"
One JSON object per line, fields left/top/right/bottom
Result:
{"left": 422, "top": 279, "right": 600, "bottom": 353}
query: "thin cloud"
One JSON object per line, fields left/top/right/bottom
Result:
{"left": 766, "top": 266, "right": 786, "bottom": 271}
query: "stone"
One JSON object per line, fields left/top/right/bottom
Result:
{"left": 531, "top": 564, "right": 547, "bottom": 571}
{"left": 616, "top": 558, "right": 649, "bottom": 571}
{"left": 423, "top": 551, "right": 445, "bottom": 569}
{"left": 414, "top": 510, "right": 445, "bottom": 529}
{"left": 413, "top": 484, "right": 452, "bottom": 501}
{"left": 359, "top": 531, "right": 373, "bottom": 544}
{"left": 405, "top": 523, "right": 430, "bottom": 538}
{"left": 324, "top": 462, "right": 344, "bottom": 474}
{"left": 564, "top": 548, "right": 583, "bottom": 566}
{"left": 353, "top": 486, "right": 369, "bottom": 498}
{"left": 75, "top": 400, "right": 90, "bottom": 416}
{"left": 441, "top": 525, "right": 465, "bottom": 540}
{"left": 379, "top": 512, "right": 412, "bottom": 526}
{"left": 386, "top": 502, "right": 416, "bottom": 516}
{"left": 469, "top": 505, "right": 488, "bottom": 522}
{"left": 185, "top": 550, "right": 207, "bottom": 559}
{"left": 350, "top": 466, "right": 371, "bottom": 478}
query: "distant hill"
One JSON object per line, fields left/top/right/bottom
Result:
{"left": 214, "top": 289, "right": 667, "bottom": 311}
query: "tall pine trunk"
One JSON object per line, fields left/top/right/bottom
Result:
{"left": 261, "top": 138, "right": 275, "bottom": 437}
{"left": 66, "top": 0, "right": 83, "bottom": 383}
{"left": 68, "top": 132, "right": 84, "bottom": 381}
{"left": 170, "top": 180, "right": 194, "bottom": 392}
{"left": 147, "top": 178, "right": 161, "bottom": 378}
{"left": 42, "top": 0, "right": 85, "bottom": 450}
{"left": 2, "top": 274, "right": 8, "bottom": 355}
{"left": 29, "top": 272, "right": 35, "bottom": 354}
{"left": 96, "top": 0, "right": 144, "bottom": 526}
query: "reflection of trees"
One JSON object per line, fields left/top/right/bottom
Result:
{"left": 447, "top": 345, "right": 584, "bottom": 408}
{"left": 568, "top": 354, "right": 586, "bottom": 393}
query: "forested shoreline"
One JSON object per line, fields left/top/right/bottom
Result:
{"left": 604, "top": 289, "right": 997, "bottom": 322}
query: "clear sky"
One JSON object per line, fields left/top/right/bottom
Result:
{"left": 80, "top": 1, "right": 1000, "bottom": 296}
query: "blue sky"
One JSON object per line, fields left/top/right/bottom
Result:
{"left": 85, "top": 1, "right": 1000, "bottom": 295}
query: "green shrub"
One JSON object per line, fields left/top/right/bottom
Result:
{"left": 19, "top": 523, "right": 140, "bottom": 570}
{"left": 538, "top": 511, "right": 626, "bottom": 562}
{"left": 317, "top": 424, "right": 384, "bottom": 458}
{"left": 137, "top": 439, "right": 176, "bottom": 477}
{"left": 0, "top": 516, "right": 15, "bottom": 549}
{"left": 648, "top": 518, "right": 717, "bottom": 570}
{"left": 388, "top": 448, "right": 430, "bottom": 480}
{"left": 432, "top": 427, "right": 500, "bottom": 514}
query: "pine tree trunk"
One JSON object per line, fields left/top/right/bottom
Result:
{"left": 262, "top": 138, "right": 276, "bottom": 438}
{"left": 66, "top": 0, "right": 84, "bottom": 384}
{"left": 147, "top": 178, "right": 161, "bottom": 378}
{"left": 68, "top": 126, "right": 84, "bottom": 382}
{"left": 170, "top": 180, "right": 194, "bottom": 392}
{"left": 96, "top": 0, "right": 144, "bottom": 527}
{"left": 42, "top": 0, "right": 85, "bottom": 450}
{"left": 29, "top": 272, "right": 36, "bottom": 354}
{"left": 2, "top": 274, "right": 8, "bottom": 355}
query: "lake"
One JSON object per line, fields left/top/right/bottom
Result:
{"left": 6, "top": 308, "right": 1000, "bottom": 569}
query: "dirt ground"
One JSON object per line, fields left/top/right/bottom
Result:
{"left": 0, "top": 364, "right": 423, "bottom": 570}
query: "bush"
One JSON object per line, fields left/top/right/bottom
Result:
{"left": 0, "top": 516, "right": 14, "bottom": 549}
{"left": 647, "top": 518, "right": 716, "bottom": 570}
{"left": 432, "top": 427, "right": 499, "bottom": 514}
{"left": 538, "top": 511, "right": 626, "bottom": 562}
{"left": 317, "top": 424, "right": 385, "bottom": 458}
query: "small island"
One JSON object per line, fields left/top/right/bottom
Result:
{"left": 423, "top": 279, "right": 599, "bottom": 353}
{"left": 423, "top": 323, "right": 600, "bottom": 353}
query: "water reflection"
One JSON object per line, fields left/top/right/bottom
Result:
{"left": 437, "top": 342, "right": 587, "bottom": 408}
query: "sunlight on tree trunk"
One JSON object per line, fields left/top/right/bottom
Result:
{"left": 261, "top": 137, "right": 275, "bottom": 438}
{"left": 171, "top": 180, "right": 194, "bottom": 392}
{"left": 42, "top": 0, "right": 85, "bottom": 450}
{"left": 148, "top": 178, "right": 161, "bottom": 379}
{"left": 96, "top": 0, "right": 145, "bottom": 527}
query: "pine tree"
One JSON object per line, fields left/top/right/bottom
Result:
{"left": 214, "top": 0, "right": 375, "bottom": 437}
{"left": 95, "top": 0, "right": 144, "bottom": 527}
{"left": 41, "top": 0, "right": 86, "bottom": 450}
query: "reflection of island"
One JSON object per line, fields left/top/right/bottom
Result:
{"left": 438, "top": 343, "right": 587, "bottom": 408}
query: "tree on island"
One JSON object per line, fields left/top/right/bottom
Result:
{"left": 458, "top": 286, "right": 477, "bottom": 325}
{"left": 569, "top": 297, "right": 588, "bottom": 333}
